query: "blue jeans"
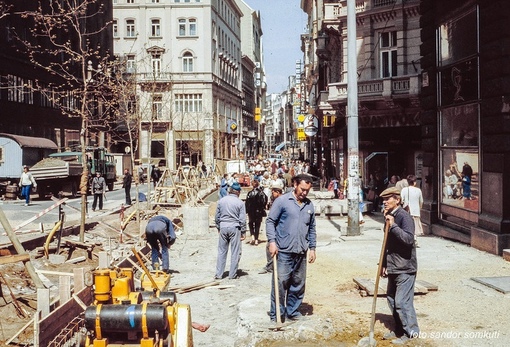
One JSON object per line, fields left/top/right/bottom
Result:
{"left": 21, "top": 185, "right": 32, "bottom": 204}
{"left": 386, "top": 273, "right": 420, "bottom": 338}
{"left": 270, "top": 251, "right": 307, "bottom": 321}
{"left": 215, "top": 226, "right": 242, "bottom": 279}
{"left": 146, "top": 221, "right": 170, "bottom": 271}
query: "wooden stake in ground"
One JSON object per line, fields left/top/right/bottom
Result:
{"left": 0, "top": 272, "right": 26, "bottom": 318}
{"left": 0, "top": 206, "right": 44, "bottom": 288}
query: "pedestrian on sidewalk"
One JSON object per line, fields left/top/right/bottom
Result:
{"left": 259, "top": 180, "right": 284, "bottom": 274}
{"left": 400, "top": 175, "right": 424, "bottom": 238}
{"left": 214, "top": 182, "right": 246, "bottom": 280}
{"left": 379, "top": 187, "right": 419, "bottom": 344}
{"left": 145, "top": 214, "right": 176, "bottom": 273}
{"left": 266, "top": 174, "right": 316, "bottom": 322}
{"left": 219, "top": 173, "right": 229, "bottom": 199}
{"left": 245, "top": 179, "right": 268, "bottom": 245}
{"left": 19, "top": 166, "right": 37, "bottom": 206}
{"left": 122, "top": 168, "right": 132, "bottom": 205}
{"left": 91, "top": 172, "right": 106, "bottom": 211}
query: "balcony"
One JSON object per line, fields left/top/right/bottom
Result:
{"left": 327, "top": 75, "right": 420, "bottom": 105}
{"left": 138, "top": 72, "right": 173, "bottom": 82}
{"left": 324, "top": 0, "right": 418, "bottom": 20}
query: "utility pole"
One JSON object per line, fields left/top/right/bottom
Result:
{"left": 346, "top": 0, "right": 360, "bottom": 236}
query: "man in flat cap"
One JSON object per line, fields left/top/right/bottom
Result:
{"left": 379, "top": 186, "right": 419, "bottom": 344}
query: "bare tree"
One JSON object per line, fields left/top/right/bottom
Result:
{"left": 12, "top": 0, "right": 114, "bottom": 241}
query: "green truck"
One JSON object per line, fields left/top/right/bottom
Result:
{"left": 30, "top": 147, "right": 116, "bottom": 198}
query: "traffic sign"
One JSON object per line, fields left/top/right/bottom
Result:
{"left": 303, "top": 115, "right": 318, "bottom": 136}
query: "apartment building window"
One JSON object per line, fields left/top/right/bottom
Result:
{"left": 113, "top": 19, "right": 118, "bottom": 38}
{"left": 178, "top": 18, "right": 197, "bottom": 36}
{"left": 380, "top": 31, "right": 397, "bottom": 78}
{"left": 151, "top": 54, "right": 161, "bottom": 76}
{"left": 152, "top": 95, "right": 163, "bottom": 120}
{"left": 7, "top": 75, "right": 33, "bottom": 104}
{"left": 175, "top": 94, "right": 202, "bottom": 112}
{"left": 126, "top": 19, "right": 136, "bottom": 37}
{"left": 182, "top": 52, "right": 194, "bottom": 72}
{"left": 127, "top": 0, "right": 134, "bottom": 3}
{"left": 151, "top": 19, "right": 161, "bottom": 37}
{"left": 126, "top": 55, "right": 136, "bottom": 73}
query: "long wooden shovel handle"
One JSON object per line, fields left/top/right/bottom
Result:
{"left": 369, "top": 220, "right": 390, "bottom": 337}
{"left": 273, "top": 254, "right": 283, "bottom": 327}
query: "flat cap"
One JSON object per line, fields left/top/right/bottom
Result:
{"left": 379, "top": 186, "right": 401, "bottom": 198}
{"left": 231, "top": 182, "right": 242, "bottom": 191}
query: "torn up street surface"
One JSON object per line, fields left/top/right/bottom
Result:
{"left": 0, "top": 190, "right": 509, "bottom": 347}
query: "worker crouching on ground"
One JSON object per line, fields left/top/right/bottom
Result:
{"left": 214, "top": 182, "right": 246, "bottom": 280}
{"left": 379, "top": 186, "right": 419, "bottom": 344}
{"left": 145, "top": 214, "right": 177, "bottom": 273}
{"left": 266, "top": 174, "right": 316, "bottom": 323}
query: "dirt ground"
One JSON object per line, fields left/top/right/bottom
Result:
{"left": 1, "top": 201, "right": 509, "bottom": 347}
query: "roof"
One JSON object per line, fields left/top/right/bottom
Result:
{"left": 0, "top": 133, "right": 58, "bottom": 150}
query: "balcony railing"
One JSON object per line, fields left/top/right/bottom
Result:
{"left": 324, "top": 0, "right": 417, "bottom": 20}
{"left": 327, "top": 75, "right": 420, "bottom": 104}
{"left": 373, "top": 0, "right": 396, "bottom": 7}
{"left": 139, "top": 72, "right": 173, "bottom": 82}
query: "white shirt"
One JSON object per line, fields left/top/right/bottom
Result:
{"left": 401, "top": 186, "right": 423, "bottom": 217}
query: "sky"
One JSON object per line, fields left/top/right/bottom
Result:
{"left": 243, "top": 0, "right": 307, "bottom": 94}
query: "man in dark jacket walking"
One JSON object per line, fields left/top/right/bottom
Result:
{"left": 245, "top": 178, "right": 267, "bottom": 245}
{"left": 122, "top": 168, "right": 132, "bottom": 205}
{"left": 379, "top": 187, "right": 419, "bottom": 344}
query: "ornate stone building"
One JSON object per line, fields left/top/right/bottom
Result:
{"left": 420, "top": 0, "right": 510, "bottom": 254}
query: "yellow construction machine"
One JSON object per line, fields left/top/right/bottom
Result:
{"left": 83, "top": 249, "right": 192, "bottom": 347}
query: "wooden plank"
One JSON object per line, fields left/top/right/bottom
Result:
{"left": 36, "top": 269, "right": 74, "bottom": 277}
{"left": 353, "top": 277, "right": 386, "bottom": 296}
{"left": 37, "top": 288, "right": 50, "bottom": 319}
{"left": 73, "top": 268, "right": 85, "bottom": 292}
{"left": 0, "top": 254, "right": 30, "bottom": 265}
{"left": 353, "top": 277, "right": 434, "bottom": 296}
{"left": 59, "top": 276, "right": 71, "bottom": 303}
{"left": 38, "top": 286, "right": 93, "bottom": 347}
{"left": 417, "top": 279, "right": 439, "bottom": 291}
{"left": 471, "top": 276, "right": 510, "bottom": 294}
{"left": 413, "top": 281, "right": 429, "bottom": 294}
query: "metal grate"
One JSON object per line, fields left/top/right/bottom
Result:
{"left": 47, "top": 316, "right": 85, "bottom": 347}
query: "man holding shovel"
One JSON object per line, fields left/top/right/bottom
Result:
{"left": 266, "top": 174, "right": 316, "bottom": 325}
{"left": 379, "top": 187, "right": 419, "bottom": 344}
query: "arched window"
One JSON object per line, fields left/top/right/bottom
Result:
{"left": 182, "top": 52, "right": 194, "bottom": 72}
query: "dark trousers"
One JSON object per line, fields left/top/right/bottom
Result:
{"left": 124, "top": 186, "right": 131, "bottom": 205}
{"left": 386, "top": 273, "right": 420, "bottom": 338}
{"left": 270, "top": 252, "right": 307, "bottom": 321}
{"left": 92, "top": 193, "right": 103, "bottom": 210}
{"left": 247, "top": 215, "right": 263, "bottom": 240}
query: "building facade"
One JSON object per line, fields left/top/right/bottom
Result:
{"left": 301, "top": 0, "right": 422, "bottom": 187}
{"left": 0, "top": 0, "right": 113, "bottom": 151}
{"left": 113, "top": 0, "right": 243, "bottom": 169}
{"left": 237, "top": 0, "right": 265, "bottom": 159}
{"left": 420, "top": 0, "right": 510, "bottom": 254}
